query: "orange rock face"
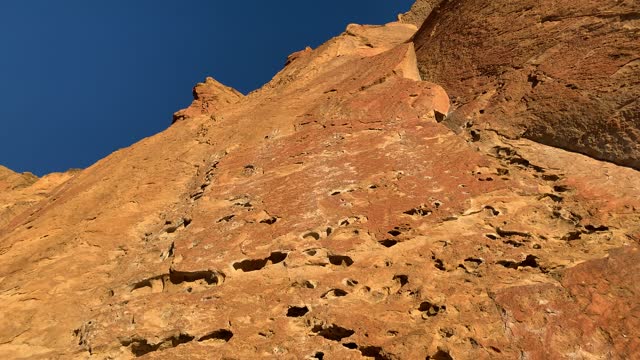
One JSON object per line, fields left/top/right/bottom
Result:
{"left": 1, "top": 3, "right": 639, "bottom": 360}
{"left": 414, "top": 0, "right": 640, "bottom": 170}
{"left": 172, "top": 77, "right": 244, "bottom": 123}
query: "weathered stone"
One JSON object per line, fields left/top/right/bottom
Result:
{"left": 0, "top": 2, "right": 639, "bottom": 359}
{"left": 414, "top": 0, "right": 640, "bottom": 169}
{"left": 398, "top": 0, "right": 443, "bottom": 27}
{"left": 172, "top": 77, "right": 244, "bottom": 123}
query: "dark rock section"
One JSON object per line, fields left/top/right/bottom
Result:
{"left": 414, "top": 0, "right": 640, "bottom": 169}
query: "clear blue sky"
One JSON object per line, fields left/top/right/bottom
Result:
{"left": 0, "top": 1, "right": 414, "bottom": 176}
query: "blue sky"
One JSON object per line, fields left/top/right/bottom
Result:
{"left": 0, "top": 1, "right": 414, "bottom": 176}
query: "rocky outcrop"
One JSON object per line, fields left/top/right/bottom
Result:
{"left": 172, "top": 77, "right": 244, "bottom": 123}
{"left": 0, "top": 166, "right": 76, "bottom": 229}
{"left": 0, "top": 2, "right": 639, "bottom": 359}
{"left": 397, "top": 0, "right": 442, "bottom": 27}
{"left": 414, "top": 0, "right": 640, "bottom": 169}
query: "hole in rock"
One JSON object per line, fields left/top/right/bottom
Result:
{"left": 312, "top": 352, "right": 325, "bottom": 359}
{"left": 269, "top": 252, "right": 288, "bottom": 264}
{"left": 464, "top": 258, "right": 483, "bottom": 265}
{"left": 125, "top": 333, "right": 196, "bottom": 357}
{"left": 527, "top": 74, "right": 540, "bottom": 88}
{"left": 217, "top": 215, "right": 235, "bottom": 223}
{"left": 169, "top": 270, "right": 223, "bottom": 286}
{"left": 312, "top": 324, "right": 355, "bottom": 341}
{"left": 171, "top": 334, "right": 195, "bottom": 346}
{"left": 379, "top": 239, "right": 398, "bottom": 248}
{"left": 504, "top": 240, "right": 524, "bottom": 247}
{"left": 393, "top": 275, "right": 409, "bottom": 287}
{"left": 260, "top": 216, "right": 278, "bottom": 225}
{"left": 484, "top": 206, "right": 500, "bottom": 216}
{"left": 328, "top": 255, "right": 354, "bottom": 267}
{"left": 233, "top": 252, "right": 288, "bottom": 272}
{"left": 287, "top": 306, "right": 309, "bottom": 317}
{"left": 562, "top": 231, "right": 582, "bottom": 241}
{"left": 403, "top": 206, "right": 432, "bottom": 217}
{"left": 434, "top": 110, "right": 447, "bottom": 123}
{"left": 303, "top": 231, "right": 321, "bottom": 240}
{"left": 388, "top": 230, "right": 402, "bottom": 237}
{"left": 322, "top": 289, "right": 348, "bottom": 298}
{"left": 469, "top": 130, "right": 481, "bottom": 142}
{"left": 199, "top": 329, "right": 233, "bottom": 342}
{"left": 360, "top": 346, "right": 391, "bottom": 360}
{"left": 127, "top": 339, "right": 160, "bottom": 357}
{"left": 496, "top": 228, "right": 531, "bottom": 238}
{"left": 439, "top": 328, "right": 454, "bottom": 338}
{"left": 584, "top": 225, "right": 609, "bottom": 233}
{"left": 344, "top": 279, "right": 359, "bottom": 286}
{"left": 293, "top": 280, "right": 317, "bottom": 289}
{"left": 497, "top": 255, "right": 539, "bottom": 269}
{"left": 419, "top": 302, "right": 446, "bottom": 317}
{"left": 427, "top": 349, "right": 454, "bottom": 360}
{"left": 497, "top": 168, "right": 510, "bottom": 176}
{"left": 343, "top": 342, "right": 358, "bottom": 349}
{"left": 542, "top": 193, "right": 563, "bottom": 202}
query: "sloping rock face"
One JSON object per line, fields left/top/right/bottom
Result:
{"left": 414, "top": 0, "right": 640, "bottom": 170}
{"left": 1, "top": 4, "right": 640, "bottom": 360}
{"left": 0, "top": 166, "right": 76, "bottom": 229}
{"left": 172, "top": 77, "right": 244, "bottom": 123}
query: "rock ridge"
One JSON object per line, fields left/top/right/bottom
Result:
{"left": 0, "top": 2, "right": 639, "bottom": 359}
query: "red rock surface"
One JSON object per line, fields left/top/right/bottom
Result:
{"left": 414, "top": 0, "right": 640, "bottom": 170}
{"left": 172, "top": 77, "right": 244, "bottom": 123}
{"left": 0, "top": 3, "right": 639, "bottom": 360}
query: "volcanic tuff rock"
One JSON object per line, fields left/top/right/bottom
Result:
{"left": 0, "top": 166, "right": 76, "bottom": 229}
{"left": 415, "top": 0, "right": 640, "bottom": 169}
{"left": 397, "top": 0, "right": 442, "bottom": 27}
{"left": 172, "top": 77, "right": 244, "bottom": 123}
{"left": 1, "top": 1, "right": 639, "bottom": 359}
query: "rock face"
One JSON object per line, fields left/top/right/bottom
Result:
{"left": 414, "top": 0, "right": 640, "bottom": 170}
{"left": 172, "top": 77, "right": 244, "bottom": 123}
{"left": 397, "top": 0, "right": 442, "bottom": 27}
{"left": 1, "top": 2, "right": 639, "bottom": 360}
{"left": 0, "top": 166, "right": 75, "bottom": 229}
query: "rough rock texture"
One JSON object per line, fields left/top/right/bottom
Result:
{"left": 1, "top": 3, "right": 640, "bottom": 360}
{"left": 0, "top": 166, "right": 76, "bottom": 228}
{"left": 398, "top": 0, "right": 442, "bottom": 27}
{"left": 414, "top": 0, "right": 640, "bottom": 170}
{"left": 172, "top": 77, "right": 244, "bottom": 123}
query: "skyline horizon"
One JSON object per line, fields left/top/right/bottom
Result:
{"left": 0, "top": 1, "right": 414, "bottom": 176}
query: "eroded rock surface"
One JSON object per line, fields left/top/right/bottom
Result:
{"left": 0, "top": 2, "right": 639, "bottom": 360}
{"left": 398, "top": 0, "right": 442, "bottom": 27}
{"left": 0, "top": 166, "right": 77, "bottom": 229}
{"left": 172, "top": 77, "right": 244, "bottom": 123}
{"left": 414, "top": 0, "right": 640, "bottom": 169}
